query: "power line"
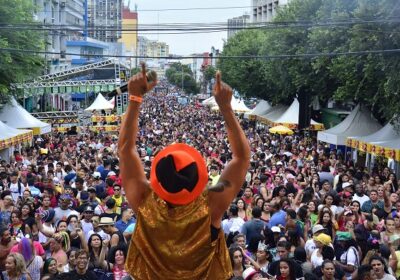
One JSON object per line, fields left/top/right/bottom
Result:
{"left": 3, "top": 18, "right": 400, "bottom": 28}
{"left": 34, "top": 5, "right": 254, "bottom": 13}
{"left": 0, "top": 19, "right": 399, "bottom": 34}
{"left": 1, "top": 47, "right": 400, "bottom": 60}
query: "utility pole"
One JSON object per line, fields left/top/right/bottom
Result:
{"left": 181, "top": 66, "right": 184, "bottom": 93}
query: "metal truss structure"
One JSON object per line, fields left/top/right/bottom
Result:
{"left": 15, "top": 79, "right": 117, "bottom": 89}
{"left": 34, "top": 59, "right": 116, "bottom": 81}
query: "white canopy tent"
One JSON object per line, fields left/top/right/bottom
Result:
{"left": 245, "top": 100, "right": 272, "bottom": 119}
{"left": 209, "top": 96, "right": 251, "bottom": 113}
{"left": 272, "top": 98, "right": 323, "bottom": 128}
{"left": 201, "top": 96, "right": 217, "bottom": 106}
{"left": 85, "top": 93, "right": 114, "bottom": 111}
{"left": 258, "top": 104, "right": 289, "bottom": 124}
{"left": 0, "top": 120, "right": 32, "bottom": 161}
{"left": 0, "top": 98, "right": 51, "bottom": 135}
{"left": 349, "top": 121, "right": 400, "bottom": 144}
{"left": 318, "top": 104, "right": 382, "bottom": 146}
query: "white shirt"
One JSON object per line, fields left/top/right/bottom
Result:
{"left": 353, "top": 194, "right": 370, "bottom": 207}
{"left": 81, "top": 220, "right": 94, "bottom": 240}
{"left": 54, "top": 208, "right": 79, "bottom": 225}
{"left": 318, "top": 204, "right": 338, "bottom": 216}
{"left": 222, "top": 217, "right": 245, "bottom": 234}
{"left": 9, "top": 182, "right": 22, "bottom": 203}
{"left": 311, "top": 249, "right": 324, "bottom": 268}
{"left": 87, "top": 229, "right": 110, "bottom": 242}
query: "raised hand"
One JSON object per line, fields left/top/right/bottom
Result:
{"left": 128, "top": 63, "right": 157, "bottom": 97}
{"left": 213, "top": 71, "right": 232, "bottom": 111}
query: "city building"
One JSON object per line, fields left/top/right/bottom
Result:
{"left": 252, "top": 0, "right": 290, "bottom": 22}
{"left": 147, "top": 41, "right": 169, "bottom": 58}
{"left": 137, "top": 36, "right": 169, "bottom": 59}
{"left": 227, "top": 14, "right": 250, "bottom": 39}
{"left": 181, "top": 55, "right": 203, "bottom": 82}
{"left": 87, "top": 0, "right": 123, "bottom": 43}
{"left": 118, "top": 5, "right": 138, "bottom": 55}
{"left": 137, "top": 36, "right": 149, "bottom": 58}
{"left": 33, "top": 0, "right": 86, "bottom": 73}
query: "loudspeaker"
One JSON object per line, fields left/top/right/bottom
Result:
{"left": 298, "top": 87, "right": 311, "bottom": 130}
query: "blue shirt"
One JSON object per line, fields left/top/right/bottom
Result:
{"left": 241, "top": 219, "right": 266, "bottom": 245}
{"left": 115, "top": 218, "right": 135, "bottom": 233}
{"left": 268, "top": 210, "right": 287, "bottom": 229}
{"left": 361, "top": 200, "right": 384, "bottom": 213}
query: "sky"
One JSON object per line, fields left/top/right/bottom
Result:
{"left": 125, "top": 0, "right": 250, "bottom": 55}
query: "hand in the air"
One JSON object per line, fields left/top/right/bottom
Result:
{"left": 128, "top": 62, "right": 158, "bottom": 97}
{"left": 213, "top": 71, "right": 232, "bottom": 111}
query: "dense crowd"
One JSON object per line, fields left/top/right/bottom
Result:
{"left": 0, "top": 81, "right": 399, "bottom": 280}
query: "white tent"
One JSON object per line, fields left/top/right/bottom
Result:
{"left": 258, "top": 105, "right": 289, "bottom": 124}
{"left": 0, "top": 121, "right": 32, "bottom": 142}
{"left": 272, "top": 98, "right": 323, "bottom": 128}
{"left": 0, "top": 98, "right": 51, "bottom": 135}
{"left": 0, "top": 120, "right": 32, "bottom": 160}
{"left": 209, "top": 96, "right": 251, "bottom": 113}
{"left": 245, "top": 100, "right": 272, "bottom": 119}
{"left": 202, "top": 96, "right": 217, "bottom": 106}
{"left": 85, "top": 93, "right": 114, "bottom": 111}
{"left": 318, "top": 104, "right": 382, "bottom": 146}
{"left": 349, "top": 121, "right": 400, "bottom": 144}
{"left": 230, "top": 98, "right": 251, "bottom": 113}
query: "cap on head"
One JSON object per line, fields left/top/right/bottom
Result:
{"left": 150, "top": 143, "right": 208, "bottom": 205}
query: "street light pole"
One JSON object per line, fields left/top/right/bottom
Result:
{"left": 181, "top": 67, "right": 184, "bottom": 93}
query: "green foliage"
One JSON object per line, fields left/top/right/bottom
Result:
{"left": 218, "top": 0, "right": 400, "bottom": 122}
{"left": 0, "top": 0, "right": 44, "bottom": 102}
{"left": 203, "top": 65, "right": 216, "bottom": 82}
{"left": 166, "top": 62, "right": 199, "bottom": 94}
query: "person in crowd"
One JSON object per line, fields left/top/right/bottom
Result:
{"left": 115, "top": 207, "right": 135, "bottom": 234}
{"left": 15, "top": 238, "right": 43, "bottom": 280}
{"left": 369, "top": 255, "right": 396, "bottom": 280}
{"left": 311, "top": 233, "right": 332, "bottom": 269}
{"left": 2, "top": 253, "right": 32, "bottom": 280}
{"left": 0, "top": 228, "right": 17, "bottom": 270}
{"left": 241, "top": 207, "right": 265, "bottom": 245}
{"left": 55, "top": 250, "right": 97, "bottom": 280}
{"left": 108, "top": 245, "right": 129, "bottom": 280}
{"left": 229, "top": 247, "right": 246, "bottom": 277}
{"left": 235, "top": 198, "right": 249, "bottom": 222}
{"left": 42, "top": 258, "right": 60, "bottom": 280}
{"left": 268, "top": 241, "right": 303, "bottom": 278}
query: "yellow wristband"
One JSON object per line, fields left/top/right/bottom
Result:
{"left": 129, "top": 95, "right": 143, "bottom": 103}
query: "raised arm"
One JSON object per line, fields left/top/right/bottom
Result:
{"left": 118, "top": 63, "right": 157, "bottom": 213}
{"left": 209, "top": 71, "right": 251, "bottom": 228}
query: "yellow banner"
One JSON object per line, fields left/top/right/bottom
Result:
{"left": 89, "top": 125, "right": 119, "bottom": 132}
{"left": 0, "top": 131, "right": 32, "bottom": 150}
{"left": 91, "top": 115, "right": 122, "bottom": 123}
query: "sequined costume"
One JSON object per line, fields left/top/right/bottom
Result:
{"left": 126, "top": 189, "right": 233, "bottom": 280}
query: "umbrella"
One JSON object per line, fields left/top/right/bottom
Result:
{"left": 269, "top": 125, "right": 294, "bottom": 135}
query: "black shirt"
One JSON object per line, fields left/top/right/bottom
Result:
{"left": 55, "top": 270, "right": 97, "bottom": 280}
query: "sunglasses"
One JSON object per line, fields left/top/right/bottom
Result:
{"left": 114, "top": 188, "right": 120, "bottom": 191}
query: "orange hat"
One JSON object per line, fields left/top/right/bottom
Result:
{"left": 150, "top": 143, "right": 208, "bottom": 205}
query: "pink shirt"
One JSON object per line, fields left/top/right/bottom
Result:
{"left": 11, "top": 241, "right": 45, "bottom": 256}
{"left": 113, "top": 266, "right": 128, "bottom": 280}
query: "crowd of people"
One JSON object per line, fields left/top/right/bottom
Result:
{"left": 0, "top": 79, "right": 399, "bottom": 280}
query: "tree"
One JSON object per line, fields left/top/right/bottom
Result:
{"left": 218, "top": 0, "right": 400, "bottom": 122}
{"left": 0, "top": 0, "right": 44, "bottom": 102}
{"left": 165, "top": 62, "right": 199, "bottom": 94}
